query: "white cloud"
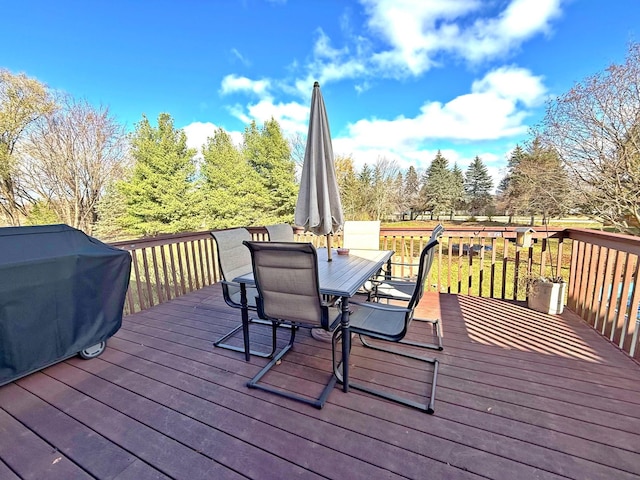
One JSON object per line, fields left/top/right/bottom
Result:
{"left": 358, "top": 0, "right": 563, "bottom": 75}
{"left": 471, "top": 66, "right": 547, "bottom": 107}
{"left": 245, "top": 99, "right": 309, "bottom": 134}
{"left": 182, "top": 121, "right": 243, "bottom": 154}
{"left": 341, "top": 67, "right": 545, "bottom": 151}
{"left": 230, "top": 48, "right": 251, "bottom": 67}
{"left": 220, "top": 74, "right": 270, "bottom": 96}
{"left": 451, "top": 0, "right": 563, "bottom": 63}
{"left": 292, "top": 30, "right": 370, "bottom": 97}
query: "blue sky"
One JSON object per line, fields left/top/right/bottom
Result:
{"left": 2, "top": 0, "right": 638, "bottom": 186}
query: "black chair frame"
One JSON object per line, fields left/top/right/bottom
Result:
{"left": 370, "top": 224, "right": 445, "bottom": 351}
{"left": 211, "top": 228, "right": 288, "bottom": 359}
{"left": 244, "top": 241, "right": 342, "bottom": 409}
{"left": 333, "top": 239, "right": 441, "bottom": 413}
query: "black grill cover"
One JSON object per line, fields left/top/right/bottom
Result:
{"left": 0, "top": 224, "right": 131, "bottom": 385}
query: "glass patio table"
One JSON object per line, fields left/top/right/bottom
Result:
{"left": 233, "top": 247, "right": 394, "bottom": 393}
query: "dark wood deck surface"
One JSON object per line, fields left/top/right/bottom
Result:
{"left": 1, "top": 284, "right": 640, "bottom": 480}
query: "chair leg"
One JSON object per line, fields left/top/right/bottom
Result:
{"left": 398, "top": 317, "right": 443, "bottom": 351}
{"left": 247, "top": 327, "right": 338, "bottom": 409}
{"left": 214, "top": 317, "right": 280, "bottom": 358}
{"left": 335, "top": 333, "right": 438, "bottom": 414}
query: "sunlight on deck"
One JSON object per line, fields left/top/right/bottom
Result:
{"left": 450, "top": 295, "right": 607, "bottom": 363}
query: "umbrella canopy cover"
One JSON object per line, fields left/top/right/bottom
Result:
{"left": 295, "top": 82, "right": 344, "bottom": 236}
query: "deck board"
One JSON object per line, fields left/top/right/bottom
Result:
{"left": 1, "top": 284, "right": 640, "bottom": 479}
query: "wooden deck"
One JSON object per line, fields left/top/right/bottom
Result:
{"left": 1, "top": 284, "right": 640, "bottom": 480}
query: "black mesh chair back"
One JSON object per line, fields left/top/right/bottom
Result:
{"left": 408, "top": 235, "right": 442, "bottom": 310}
{"left": 265, "top": 223, "right": 294, "bottom": 242}
{"left": 245, "top": 241, "right": 327, "bottom": 328}
{"left": 340, "top": 237, "right": 442, "bottom": 413}
{"left": 211, "top": 228, "right": 278, "bottom": 358}
{"left": 243, "top": 240, "right": 341, "bottom": 408}
{"left": 211, "top": 228, "right": 253, "bottom": 308}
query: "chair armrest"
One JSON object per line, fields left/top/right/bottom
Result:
{"left": 388, "top": 261, "right": 419, "bottom": 267}
{"left": 369, "top": 276, "right": 416, "bottom": 287}
{"left": 350, "top": 300, "right": 410, "bottom": 314}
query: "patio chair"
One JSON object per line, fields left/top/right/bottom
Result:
{"left": 265, "top": 223, "right": 294, "bottom": 242}
{"left": 334, "top": 237, "right": 441, "bottom": 413}
{"left": 243, "top": 241, "right": 342, "bottom": 409}
{"left": 342, "top": 220, "right": 381, "bottom": 250}
{"left": 368, "top": 224, "right": 445, "bottom": 350}
{"left": 210, "top": 228, "right": 278, "bottom": 358}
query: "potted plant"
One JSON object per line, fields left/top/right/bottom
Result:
{"left": 520, "top": 225, "right": 566, "bottom": 314}
{"left": 524, "top": 274, "right": 566, "bottom": 314}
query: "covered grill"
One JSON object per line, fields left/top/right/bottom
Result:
{"left": 0, "top": 224, "right": 131, "bottom": 386}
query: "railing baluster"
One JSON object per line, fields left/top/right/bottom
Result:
{"left": 467, "top": 236, "right": 473, "bottom": 294}
{"left": 614, "top": 253, "right": 635, "bottom": 346}
{"left": 151, "top": 246, "right": 163, "bottom": 304}
{"left": 625, "top": 259, "right": 640, "bottom": 355}
{"left": 141, "top": 247, "right": 154, "bottom": 307}
{"left": 605, "top": 251, "right": 625, "bottom": 338}
{"left": 168, "top": 243, "right": 180, "bottom": 298}
{"left": 131, "top": 250, "right": 145, "bottom": 312}
{"left": 501, "top": 238, "right": 509, "bottom": 300}
{"left": 478, "top": 237, "right": 485, "bottom": 296}
{"left": 591, "top": 246, "right": 609, "bottom": 329}
{"left": 190, "top": 240, "right": 200, "bottom": 290}
{"left": 567, "top": 239, "right": 580, "bottom": 310}
{"left": 600, "top": 249, "right": 617, "bottom": 335}
{"left": 160, "top": 244, "right": 172, "bottom": 301}
{"left": 456, "top": 236, "right": 463, "bottom": 294}
{"left": 583, "top": 244, "right": 600, "bottom": 324}
{"left": 490, "top": 237, "right": 497, "bottom": 299}
{"left": 577, "top": 242, "right": 591, "bottom": 317}
{"left": 437, "top": 240, "right": 442, "bottom": 293}
{"left": 203, "top": 238, "right": 213, "bottom": 285}
{"left": 513, "top": 245, "right": 521, "bottom": 300}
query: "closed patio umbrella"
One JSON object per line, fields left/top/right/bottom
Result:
{"left": 294, "top": 82, "right": 344, "bottom": 261}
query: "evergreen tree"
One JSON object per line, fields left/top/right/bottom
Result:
{"left": 243, "top": 118, "right": 297, "bottom": 222}
{"left": 420, "top": 150, "right": 454, "bottom": 219}
{"left": 119, "top": 113, "right": 197, "bottom": 236}
{"left": 94, "top": 180, "right": 129, "bottom": 241}
{"left": 464, "top": 156, "right": 493, "bottom": 215}
{"left": 403, "top": 166, "right": 421, "bottom": 220}
{"left": 451, "top": 163, "right": 466, "bottom": 218}
{"left": 200, "top": 128, "right": 269, "bottom": 228}
{"left": 498, "top": 145, "right": 527, "bottom": 220}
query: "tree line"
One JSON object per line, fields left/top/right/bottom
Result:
{"left": 1, "top": 42, "right": 639, "bottom": 238}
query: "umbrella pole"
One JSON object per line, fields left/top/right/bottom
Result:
{"left": 327, "top": 234, "right": 332, "bottom": 261}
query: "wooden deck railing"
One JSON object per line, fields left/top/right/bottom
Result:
{"left": 564, "top": 228, "right": 640, "bottom": 359}
{"left": 111, "top": 231, "right": 219, "bottom": 314}
{"left": 299, "top": 226, "right": 570, "bottom": 300}
{"left": 110, "top": 225, "right": 639, "bottom": 360}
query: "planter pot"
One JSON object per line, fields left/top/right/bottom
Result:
{"left": 527, "top": 281, "right": 566, "bottom": 315}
